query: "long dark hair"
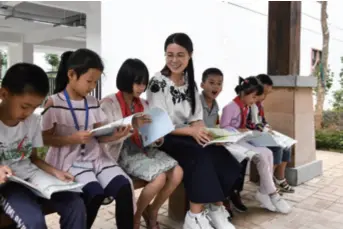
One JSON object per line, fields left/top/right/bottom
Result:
{"left": 235, "top": 76, "right": 264, "bottom": 96}
{"left": 161, "top": 33, "right": 196, "bottom": 114}
{"left": 54, "top": 49, "right": 104, "bottom": 94}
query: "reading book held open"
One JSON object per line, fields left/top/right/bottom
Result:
{"left": 7, "top": 169, "right": 85, "bottom": 199}
{"left": 203, "top": 128, "right": 253, "bottom": 147}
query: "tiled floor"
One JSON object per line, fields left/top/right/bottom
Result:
{"left": 46, "top": 150, "right": 343, "bottom": 229}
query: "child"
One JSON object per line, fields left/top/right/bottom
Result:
{"left": 41, "top": 49, "right": 139, "bottom": 229}
{"left": 220, "top": 76, "right": 291, "bottom": 214}
{"left": 147, "top": 32, "right": 240, "bottom": 229}
{"left": 100, "top": 58, "right": 183, "bottom": 229}
{"left": 247, "top": 74, "right": 294, "bottom": 193}
{"left": 199, "top": 68, "right": 248, "bottom": 215}
{"left": 0, "top": 63, "right": 86, "bottom": 229}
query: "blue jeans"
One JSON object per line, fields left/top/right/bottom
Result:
{"left": 268, "top": 147, "right": 292, "bottom": 165}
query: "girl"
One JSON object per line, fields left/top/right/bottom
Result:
{"left": 0, "top": 63, "right": 86, "bottom": 229}
{"left": 249, "top": 74, "right": 294, "bottom": 193}
{"left": 41, "top": 49, "right": 143, "bottom": 229}
{"left": 100, "top": 58, "right": 183, "bottom": 229}
{"left": 147, "top": 32, "right": 240, "bottom": 229}
{"left": 220, "top": 76, "right": 291, "bottom": 214}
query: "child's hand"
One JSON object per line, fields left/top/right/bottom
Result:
{"left": 132, "top": 114, "right": 152, "bottom": 129}
{"left": 153, "top": 138, "right": 164, "bottom": 147}
{"left": 112, "top": 125, "right": 132, "bottom": 141}
{"left": 189, "top": 126, "right": 211, "bottom": 146}
{"left": 0, "top": 166, "right": 13, "bottom": 184}
{"left": 70, "top": 131, "right": 92, "bottom": 144}
{"left": 54, "top": 170, "right": 74, "bottom": 182}
{"left": 238, "top": 128, "right": 249, "bottom": 133}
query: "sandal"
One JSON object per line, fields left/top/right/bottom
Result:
{"left": 142, "top": 206, "right": 160, "bottom": 229}
{"left": 275, "top": 178, "right": 295, "bottom": 193}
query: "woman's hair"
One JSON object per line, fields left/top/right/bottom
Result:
{"left": 234, "top": 76, "right": 264, "bottom": 96}
{"left": 116, "top": 58, "right": 149, "bottom": 93}
{"left": 2, "top": 63, "right": 49, "bottom": 97}
{"left": 161, "top": 32, "right": 196, "bottom": 114}
{"left": 54, "top": 48, "right": 104, "bottom": 94}
{"left": 256, "top": 74, "right": 273, "bottom": 86}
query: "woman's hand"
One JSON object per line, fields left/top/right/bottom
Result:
{"left": 189, "top": 126, "right": 212, "bottom": 146}
{"left": 132, "top": 114, "right": 152, "bottom": 129}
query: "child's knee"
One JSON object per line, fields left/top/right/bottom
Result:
{"left": 170, "top": 165, "right": 183, "bottom": 184}
{"left": 82, "top": 181, "right": 105, "bottom": 203}
{"left": 152, "top": 172, "right": 167, "bottom": 186}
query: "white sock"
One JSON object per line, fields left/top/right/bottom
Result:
{"left": 274, "top": 177, "right": 286, "bottom": 184}
{"left": 188, "top": 210, "right": 203, "bottom": 218}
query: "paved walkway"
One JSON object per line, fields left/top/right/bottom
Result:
{"left": 46, "top": 150, "right": 343, "bottom": 229}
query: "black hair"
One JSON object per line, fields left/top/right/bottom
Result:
{"left": 256, "top": 74, "right": 273, "bottom": 86}
{"left": 202, "top": 68, "right": 223, "bottom": 82}
{"left": 1, "top": 63, "right": 49, "bottom": 97}
{"left": 234, "top": 76, "right": 264, "bottom": 96}
{"left": 54, "top": 48, "right": 104, "bottom": 94}
{"left": 161, "top": 33, "right": 197, "bottom": 114}
{"left": 116, "top": 58, "right": 149, "bottom": 93}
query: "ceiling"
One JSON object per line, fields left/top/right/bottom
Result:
{"left": 0, "top": 1, "right": 87, "bottom": 50}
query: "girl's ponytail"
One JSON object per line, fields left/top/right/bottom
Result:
{"left": 54, "top": 51, "right": 73, "bottom": 94}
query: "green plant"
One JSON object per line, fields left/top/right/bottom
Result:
{"left": 316, "top": 129, "right": 343, "bottom": 151}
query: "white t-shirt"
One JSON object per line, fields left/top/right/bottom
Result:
{"left": 0, "top": 113, "right": 42, "bottom": 179}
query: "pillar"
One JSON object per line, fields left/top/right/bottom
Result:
{"left": 86, "top": 1, "right": 102, "bottom": 99}
{"left": 251, "top": 1, "right": 322, "bottom": 186}
{"left": 8, "top": 42, "right": 33, "bottom": 66}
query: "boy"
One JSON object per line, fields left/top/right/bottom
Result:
{"left": 0, "top": 63, "right": 86, "bottom": 229}
{"left": 247, "top": 74, "right": 294, "bottom": 193}
{"left": 200, "top": 68, "right": 248, "bottom": 215}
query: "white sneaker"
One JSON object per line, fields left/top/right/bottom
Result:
{"left": 183, "top": 210, "right": 214, "bottom": 229}
{"left": 270, "top": 193, "right": 292, "bottom": 214}
{"left": 255, "top": 191, "right": 276, "bottom": 212}
{"left": 207, "top": 205, "right": 236, "bottom": 229}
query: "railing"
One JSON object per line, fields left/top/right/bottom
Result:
{"left": 47, "top": 71, "right": 102, "bottom": 99}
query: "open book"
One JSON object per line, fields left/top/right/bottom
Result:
{"left": 224, "top": 143, "right": 258, "bottom": 163}
{"left": 90, "top": 113, "right": 142, "bottom": 137}
{"left": 91, "top": 107, "right": 175, "bottom": 147}
{"left": 7, "top": 170, "right": 84, "bottom": 199}
{"left": 243, "top": 130, "right": 297, "bottom": 148}
{"left": 139, "top": 107, "right": 175, "bottom": 147}
{"left": 203, "top": 128, "right": 253, "bottom": 147}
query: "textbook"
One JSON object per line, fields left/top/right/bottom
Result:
{"left": 90, "top": 113, "right": 142, "bottom": 137}
{"left": 91, "top": 107, "right": 175, "bottom": 147}
{"left": 203, "top": 128, "right": 253, "bottom": 147}
{"left": 244, "top": 130, "right": 297, "bottom": 148}
{"left": 139, "top": 107, "right": 175, "bottom": 147}
{"left": 7, "top": 170, "right": 84, "bottom": 199}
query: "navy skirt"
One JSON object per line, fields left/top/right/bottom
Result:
{"left": 160, "top": 135, "right": 241, "bottom": 203}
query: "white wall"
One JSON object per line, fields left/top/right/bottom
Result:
{"left": 101, "top": 0, "right": 343, "bottom": 110}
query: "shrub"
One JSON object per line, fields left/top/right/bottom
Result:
{"left": 316, "top": 129, "right": 343, "bottom": 152}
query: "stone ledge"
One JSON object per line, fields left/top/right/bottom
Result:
{"left": 270, "top": 75, "right": 317, "bottom": 88}
{"left": 285, "top": 159, "right": 323, "bottom": 186}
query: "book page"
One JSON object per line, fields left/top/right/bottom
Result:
{"left": 224, "top": 143, "right": 257, "bottom": 163}
{"left": 271, "top": 130, "right": 297, "bottom": 148}
{"left": 139, "top": 108, "right": 175, "bottom": 147}
{"left": 203, "top": 128, "right": 253, "bottom": 147}
{"left": 243, "top": 131, "right": 280, "bottom": 147}
{"left": 91, "top": 113, "right": 142, "bottom": 137}
{"left": 8, "top": 170, "right": 84, "bottom": 199}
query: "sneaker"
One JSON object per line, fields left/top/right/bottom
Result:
{"left": 255, "top": 191, "right": 276, "bottom": 212}
{"left": 183, "top": 210, "right": 214, "bottom": 229}
{"left": 274, "top": 177, "right": 295, "bottom": 193}
{"left": 270, "top": 193, "right": 292, "bottom": 214}
{"left": 230, "top": 192, "right": 248, "bottom": 212}
{"left": 223, "top": 199, "right": 234, "bottom": 221}
{"left": 207, "top": 205, "right": 236, "bottom": 229}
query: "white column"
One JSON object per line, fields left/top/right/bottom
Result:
{"left": 8, "top": 42, "right": 34, "bottom": 66}
{"left": 86, "top": 2, "right": 101, "bottom": 55}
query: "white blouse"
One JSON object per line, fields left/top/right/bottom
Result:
{"left": 147, "top": 72, "right": 203, "bottom": 128}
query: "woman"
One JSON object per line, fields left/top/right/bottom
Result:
{"left": 146, "top": 32, "right": 241, "bottom": 229}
